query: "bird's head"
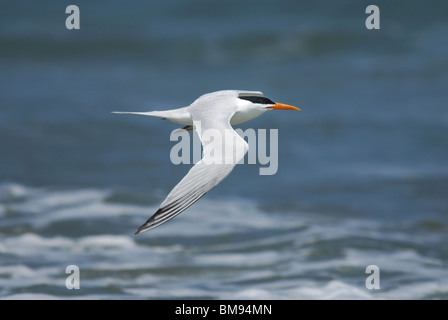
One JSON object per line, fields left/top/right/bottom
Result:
{"left": 237, "top": 92, "right": 300, "bottom": 112}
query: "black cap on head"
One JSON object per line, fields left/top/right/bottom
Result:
{"left": 239, "top": 96, "right": 275, "bottom": 105}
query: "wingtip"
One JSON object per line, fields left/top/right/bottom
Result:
{"left": 134, "top": 222, "right": 153, "bottom": 235}
{"left": 134, "top": 225, "right": 147, "bottom": 235}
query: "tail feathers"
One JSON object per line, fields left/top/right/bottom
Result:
{"left": 112, "top": 111, "right": 167, "bottom": 119}
{"left": 113, "top": 107, "right": 192, "bottom": 125}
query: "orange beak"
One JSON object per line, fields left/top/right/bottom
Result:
{"left": 267, "top": 102, "right": 301, "bottom": 111}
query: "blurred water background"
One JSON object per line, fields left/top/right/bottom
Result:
{"left": 0, "top": 0, "right": 447, "bottom": 299}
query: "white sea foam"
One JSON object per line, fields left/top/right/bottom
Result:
{"left": 77, "top": 235, "right": 137, "bottom": 251}
{"left": 194, "top": 251, "right": 280, "bottom": 267}
{"left": 0, "top": 265, "right": 35, "bottom": 278}
{"left": 0, "top": 233, "right": 73, "bottom": 256}
{"left": 380, "top": 280, "right": 448, "bottom": 300}
{"left": 232, "top": 281, "right": 374, "bottom": 300}
{"left": 4, "top": 188, "right": 152, "bottom": 228}
{"left": 0, "top": 233, "right": 142, "bottom": 256}
{"left": 0, "top": 182, "right": 447, "bottom": 299}
{"left": 0, "top": 183, "right": 30, "bottom": 200}
{"left": 1, "top": 293, "right": 62, "bottom": 300}
{"left": 0, "top": 265, "right": 61, "bottom": 292}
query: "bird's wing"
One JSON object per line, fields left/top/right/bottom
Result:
{"left": 135, "top": 109, "right": 248, "bottom": 234}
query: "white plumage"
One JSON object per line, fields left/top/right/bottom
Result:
{"left": 113, "top": 90, "right": 299, "bottom": 234}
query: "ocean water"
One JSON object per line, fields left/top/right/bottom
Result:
{"left": 1, "top": 1, "right": 448, "bottom": 299}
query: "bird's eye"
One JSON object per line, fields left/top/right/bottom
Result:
{"left": 239, "top": 96, "right": 275, "bottom": 105}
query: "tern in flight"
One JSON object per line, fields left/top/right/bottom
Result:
{"left": 113, "top": 90, "right": 300, "bottom": 234}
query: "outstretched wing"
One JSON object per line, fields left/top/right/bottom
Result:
{"left": 135, "top": 109, "right": 248, "bottom": 234}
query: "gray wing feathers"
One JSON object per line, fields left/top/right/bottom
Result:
{"left": 135, "top": 162, "right": 235, "bottom": 234}
{"left": 135, "top": 102, "right": 248, "bottom": 234}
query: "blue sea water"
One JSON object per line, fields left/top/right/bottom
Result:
{"left": 0, "top": 0, "right": 448, "bottom": 299}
